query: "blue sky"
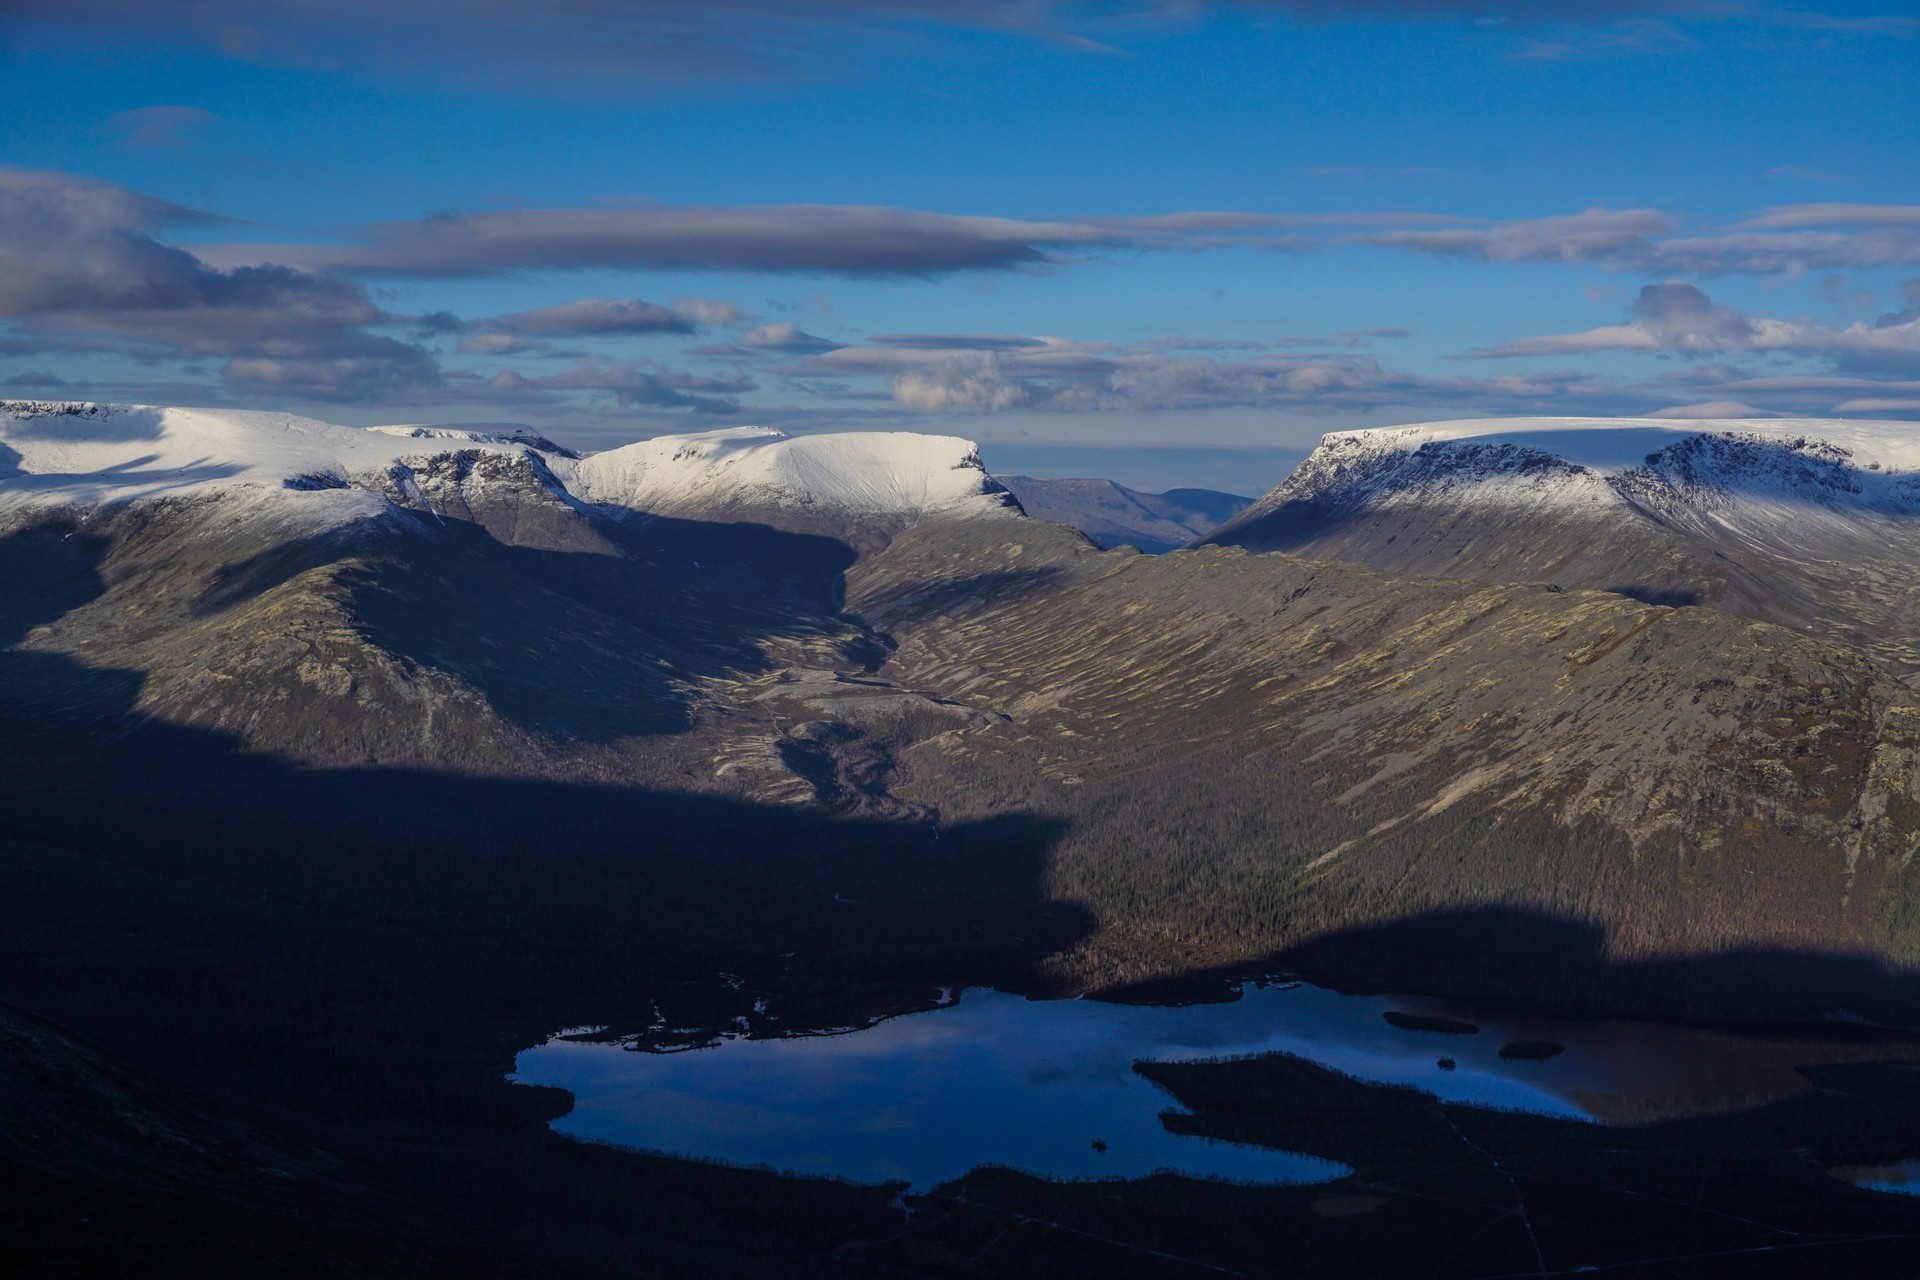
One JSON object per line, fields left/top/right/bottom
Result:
{"left": 4, "top": 2, "right": 1917, "bottom": 491}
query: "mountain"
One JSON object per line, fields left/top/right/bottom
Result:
{"left": 849, "top": 514, "right": 1920, "bottom": 1016}
{"left": 1203, "top": 417, "right": 1920, "bottom": 680}
{"left": 6, "top": 401, "right": 1920, "bottom": 1021}
{"left": 564, "top": 425, "right": 1019, "bottom": 550}
{"left": 0, "top": 402, "right": 1010, "bottom": 774}
{"left": 991, "top": 474, "right": 1250, "bottom": 552}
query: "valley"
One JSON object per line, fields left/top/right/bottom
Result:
{"left": 7, "top": 402, "right": 1920, "bottom": 1275}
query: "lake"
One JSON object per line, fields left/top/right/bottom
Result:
{"left": 512, "top": 979, "right": 1920, "bottom": 1191}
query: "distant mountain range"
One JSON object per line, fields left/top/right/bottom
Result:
{"left": 991, "top": 474, "right": 1250, "bottom": 551}
{"left": 6, "top": 401, "right": 1920, "bottom": 1021}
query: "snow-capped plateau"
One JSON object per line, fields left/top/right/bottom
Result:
{"left": 1206, "top": 415, "right": 1920, "bottom": 679}
{"left": 0, "top": 402, "right": 556, "bottom": 516}
{"left": 1296, "top": 416, "right": 1920, "bottom": 478}
{"left": 1213, "top": 416, "right": 1920, "bottom": 537}
{"left": 558, "top": 425, "right": 1018, "bottom": 529}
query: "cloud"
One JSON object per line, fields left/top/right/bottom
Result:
{"left": 672, "top": 297, "right": 753, "bottom": 326}
{"left": 3, "top": 370, "right": 69, "bottom": 388}
{"left": 800, "top": 312, "right": 1920, "bottom": 421}
{"left": 1878, "top": 278, "right": 1920, "bottom": 328}
{"left": 0, "top": 167, "right": 442, "bottom": 401}
{"left": 521, "top": 359, "right": 756, "bottom": 412}
{"left": 1640, "top": 229, "right": 1920, "bottom": 276}
{"left": 739, "top": 322, "right": 842, "bottom": 353}
{"left": 102, "top": 105, "right": 219, "bottom": 150}
{"left": 1704, "top": 374, "right": 1920, "bottom": 396}
{"left": 1735, "top": 204, "right": 1920, "bottom": 230}
{"left": 434, "top": 295, "right": 750, "bottom": 356}
{"left": 167, "top": 190, "right": 1920, "bottom": 286}
{"left": 490, "top": 297, "right": 696, "bottom": 335}
{"left": 1463, "top": 282, "right": 1754, "bottom": 356}
{"left": 1362, "top": 208, "right": 1677, "bottom": 263}
{"left": 868, "top": 332, "right": 1055, "bottom": 350}
{"left": 1645, "top": 400, "right": 1774, "bottom": 418}
{"left": 893, "top": 354, "right": 1034, "bottom": 412}
{"left": 9, "top": 2, "right": 1728, "bottom": 89}
{"left": 223, "top": 348, "right": 444, "bottom": 402}
{"left": 201, "top": 205, "right": 1124, "bottom": 278}
{"left": 1462, "top": 281, "right": 1920, "bottom": 375}
{"left": 812, "top": 331, "right": 1624, "bottom": 417}
{"left": 1834, "top": 398, "right": 1920, "bottom": 413}
{"left": 456, "top": 333, "right": 549, "bottom": 356}
{"left": 1359, "top": 204, "right": 1920, "bottom": 277}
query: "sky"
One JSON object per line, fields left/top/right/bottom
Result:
{"left": 3, "top": 1, "right": 1918, "bottom": 493}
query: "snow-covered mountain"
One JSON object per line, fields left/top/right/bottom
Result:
{"left": 1206, "top": 416, "right": 1920, "bottom": 679}
{"left": 0, "top": 403, "right": 1017, "bottom": 547}
{"left": 991, "top": 474, "right": 1249, "bottom": 552}
{"left": 558, "top": 425, "right": 1018, "bottom": 547}
{"left": 0, "top": 401, "right": 1028, "bottom": 775}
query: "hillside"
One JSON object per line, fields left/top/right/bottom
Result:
{"left": 846, "top": 517, "right": 1920, "bottom": 1017}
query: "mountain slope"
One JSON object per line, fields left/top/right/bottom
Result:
{"left": 848, "top": 517, "right": 1920, "bottom": 1015}
{"left": 1204, "top": 417, "right": 1920, "bottom": 680}
{"left": 0, "top": 403, "right": 995, "bottom": 779}
{"left": 992, "top": 474, "right": 1249, "bottom": 551}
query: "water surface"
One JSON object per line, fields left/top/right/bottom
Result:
{"left": 1835, "top": 1160, "right": 1920, "bottom": 1196}
{"left": 513, "top": 980, "right": 1920, "bottom": 1190}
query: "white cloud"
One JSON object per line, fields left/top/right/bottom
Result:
{"left": 1462, "top": 282, "right": 1920, "bottom": 373}
{"left": 739, "top": 322, "right": 842, "bottom": 353}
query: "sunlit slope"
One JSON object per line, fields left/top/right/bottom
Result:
{"left": 1205, "top": 417, "right": 1920, "bottom": 680}
{"left": 851, "top": 518, "right": 1920, "bottom": 1009}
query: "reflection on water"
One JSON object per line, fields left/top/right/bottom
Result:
{"left": 1835, "top": 1160, "right": 1920, "bottom": 1196}
{"left": 514, "top": 987, "right": 1349, "bottom": 1190}
{"left": 511, "top": 979, "right": 1920, "bottom": 1190}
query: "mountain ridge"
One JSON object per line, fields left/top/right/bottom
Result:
{"left": 1205, "top": 416, "right": 1920, "bottom": 680}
